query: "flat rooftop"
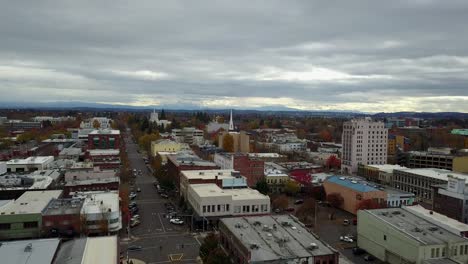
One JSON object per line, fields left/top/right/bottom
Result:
{"left": 88, "top": 129, "right": 120, "bottom": 135}
{"left": 395, "top": 168, "right": 468, "bottom": 181}
{"left": 88, "top": 149, "right": 120, "bottom": 155}
{"left": 81, "top": 236, "right": 118, "bottom": 264}
{"left": 181, "top": 170, "right": 242, "bottom": 180}
{"left": 168, "top": 153, "right": 217, "bottom": 167}
{"left": 6, "top": 156, "right": 54, "bottom": 165}
{"left": 0, "top": 190, "right": 62, "bottom": 215}
{"left": 190, "top": 184, "right": 269, "bottom": 200}
{"left": 65, "top": 177, "right": 120, "bottom": 186}
{"left": 364, "top": 207, "right": 468, "bottom": 245}
{"left": 221, "top": 215, "right": 335, "bottom": 262}
{"left": 42, "top": 198, "right": 84, "bottom": 216}
{"left": 74, "top": 191, "right": 119, "bottom": 215}
{"left": 248, "top": 153, "right": 285, "bottom": 158}
{"left": 326, "top": 176, "right": 381, "bottom": 193}
{"left": 59, "top": 147, "right": 83, "bottom": 155}
{"left": 366, "top": 164, "right": 407, "bottom": 173}
{"left": 0, "top": 238, "right": 60, "bottom": 264}
{"left": 403, "top": 205, "right": 468, "bottom": 234}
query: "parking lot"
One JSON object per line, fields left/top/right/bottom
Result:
{"left": 120, "top": 133, "right": 200, "bottom": 264}
{"left": 313, "top": 204, "right": 383, "bottom": 264}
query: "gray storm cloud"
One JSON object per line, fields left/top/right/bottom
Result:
{"left": 0, "top": 0, "right": 467, "bottom": 112}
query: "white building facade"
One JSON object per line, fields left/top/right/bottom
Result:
{"left": 186, "top": 184, "right": 270, "bottom": 218}
{"left": 342, "top": 118, "right": 388, "bottom": 174}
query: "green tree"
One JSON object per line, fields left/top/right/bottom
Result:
{"left": 199, "top": 233, "right": 219, "bottom": 262}
{"left": 138, "top": 133, "right": 160, "bottom": 152}
{"left": 222, "top": 133, "right": 234, "bottom": 152}
{"left": 284, "top": 180, "right": 300, "bottom": 195}
{"left": 255, "top": 178, "right": 269, "bottom": 195}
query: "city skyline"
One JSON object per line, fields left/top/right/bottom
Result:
{"left": 1, "top": 1, "right": 468, "bottom": 112}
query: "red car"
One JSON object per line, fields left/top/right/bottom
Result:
{"left": 285, "top": 207, "right": 295, "bottom": 212}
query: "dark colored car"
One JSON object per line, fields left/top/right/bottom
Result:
{"left": 352, "top": 247, "right": 366, "bottom": 255}
{"left": 364, "top": 255, "right": 375, "bottom": 261}
{"left": 127, "top": 245, "right": 142, "bottom": 251}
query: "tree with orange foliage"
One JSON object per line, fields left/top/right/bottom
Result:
{"left": 319, "top": 129, "right": 333, "bottom": 142}
{"left": 92, "top": 119, "right": 101, "bottom": 129}
{"left": 222, "top": 133, "right": 234, "bottom": 152}
{"left": 272, "top": 195, "right": 289, "bottom": 210}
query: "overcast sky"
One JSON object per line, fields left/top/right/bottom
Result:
{"left": 1, "top": 1, "right": 467, "bottom": 112}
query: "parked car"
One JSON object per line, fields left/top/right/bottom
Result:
{"left": 130, "top": 207, "right": 139, "bottom": 214}
{"left": 343, "top": 219, "right": 350, "bottom": 226}
{"left": 364, "top": 255, "right": 375, "bottom": 261}
{"left": 129, "top": 192, "right": 137, "bottom": 199}
{"left": 352, "top": 247, "right": 366, "bottom": 255}
{"left": 127, "top": 245, "right": 142, "bottom": 251}
{"left": 340, "top": 236, "right": 353, "bottom": 243}
{"left": 294, "top": 199, "right": 304, "bottom": 205}
{"left": 160, "top": 193, "right": 169, "bottom": 199}
{"left": 285, "top": 207, "right": 295, "bottom": 212}
{"left": 137, "top": 188, "right": 141, "bottom": 192}
{"left": 170, "top": 218, "right": 184, "bottom": 225}
{"left": 274, "top": 208, "right": 281, "bottom": 213}
{"left": 353, "top": 218, "right": 358, "bottom": 225}
{"left": 130, "top": 220, "right": 141, "bottom": 228}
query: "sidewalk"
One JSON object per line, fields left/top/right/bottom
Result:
{"left": 122, "top": 258, "right": 145, "bottom": 264}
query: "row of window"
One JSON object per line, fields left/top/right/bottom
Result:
{"left": 203, "top": 204, "right": 230, "bottom": 213}
{"left": 430, "top": 245, "right": 468, "bottom": 258}
{"left": 0, "top": 221, "right": 38, "bottom": 230}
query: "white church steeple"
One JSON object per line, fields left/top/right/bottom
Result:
{"left": 229, "top": 109, "right": 234, "bottom": 131}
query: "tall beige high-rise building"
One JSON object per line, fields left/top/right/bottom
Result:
{"left": 342, "top": 117, "right": 388, "bottom": 174}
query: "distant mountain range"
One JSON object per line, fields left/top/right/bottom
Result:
{"left": 0, "top": 101, "right": 466, "bottom": 119}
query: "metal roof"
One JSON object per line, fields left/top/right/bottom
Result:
{"left": 0, "top": 238, "right": 60, "bottom": 264}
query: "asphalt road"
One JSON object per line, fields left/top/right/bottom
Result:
{"left": 120, "top": 133, "right": 200, "bottom": 264}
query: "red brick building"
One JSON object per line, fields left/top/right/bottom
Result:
{"left": 167, "top": 153, "right": 219, "bottom": 189}
{"left": 42, "top": 198, "right": 84, "bottom": 237}
{"left": 64, "top": 177, "right": 120, "bottom": 197}
{"left": 87, "top": 129, "right": 121, "bottom": 149}
{"left": 214, "top": 153, "right": 265, "bottom": 187}
{"left": 86, "top": 149, "right": 121, "bottom": 170}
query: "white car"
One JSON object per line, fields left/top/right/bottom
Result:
{"left": 170, "top": 218, "right": 184, "bottom": 225}
{"left": 340, "top": 236, "right": 354, "bottom": 243}
{"left": 131, "top": 215, "right": 140, "bottom": 221}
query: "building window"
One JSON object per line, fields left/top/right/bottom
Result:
{"left": 383, "top": 235, "right": 386, "bottom": 241}
{"left": 461, "top": 245, "right": 464, "bottom": 255}
{"left": 203, "top": 206, "right": 206, "bottom": 213}
{"left": 217, "top": 205, "right": 221, "bottom": 212}
{"left": 23, "top": 221, "right": 38, "bottom": 229}
{"left": 226, "top": 204, "right": 230, "bottom": 211}
{"left": 0, "top": 223, "right": 11, "bottom": 230}
{"left": 431, "top": 248, "right": 435, "bottom": 258}
{"left": 442, "top": 248, "right": 446, "bottom": 257}
{"left": 207, "top": 206, "right": 211, "bottom": 213}
{"left": 436, "top": 248, "right": 440, "bottom": 257}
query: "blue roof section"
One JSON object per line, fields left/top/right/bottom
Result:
{"left": 326, "top": 176, "right": 380, "bottom": 192}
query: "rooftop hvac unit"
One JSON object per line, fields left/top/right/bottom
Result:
{"left": 309, "top": 243, "right": 318, "bottom": 250}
